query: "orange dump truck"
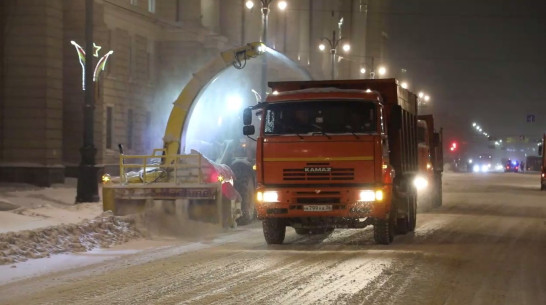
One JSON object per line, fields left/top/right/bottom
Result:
{"left": 416, "top": 115, "right": 443, "bottom": 208}
{"left": 242, "top": 79, "right": 420, "bottom": 244}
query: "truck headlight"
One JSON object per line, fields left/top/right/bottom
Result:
{"left": 257, "top": 190, "right": 279, "bottom": 203}
{"left": 358, "top": 190, "right": 384, "bottom": 202}
{"left": 413, "top": 176, "right": 428, "bottom": 190}
{"left": 359, "top": 190, "right": 375, "bottom": 202}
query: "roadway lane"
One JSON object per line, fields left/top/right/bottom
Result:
{"left": 0, "top": 172, "right": 544, "bottom": 305}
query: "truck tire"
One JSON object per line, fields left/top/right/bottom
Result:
{"left": 434, "top": 175, "right": 443, "bottom": 207}
{"left": 395, "top": 196, "right": 411, "bottom": 234}
{"left": 232, "top": 164, "right": 256, "bottom": 226}
{"left": 263, "top": 219, "right": 286, "bottom": 244}
{"left": 408, "top": 195, "right": 417, "bottom": 232}
{"left": 374, "top": 209, "right": 395, "bottom": 244}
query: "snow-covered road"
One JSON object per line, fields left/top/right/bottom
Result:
{"left": 0, "top": 172, "right": 544, "bottom": 305}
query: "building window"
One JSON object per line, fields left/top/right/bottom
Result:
{"left": 128, "top": 109, "right": 134, "bottom": 149}
{"left": 130, "top": 0, "right": 138, "bottom": 6}
{"left": 148, "top": 0, "right": 155, "bottom": 13}
{"left": 106, "top": 106, "right": 113, "bottom": 149}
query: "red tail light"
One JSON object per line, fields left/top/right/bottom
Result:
{"left": 209, "top": 171, "right": 219, "bottom": 183}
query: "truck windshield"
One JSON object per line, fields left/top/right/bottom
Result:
{"left": 263, "top": 100, "right": 377, "bottom": 135}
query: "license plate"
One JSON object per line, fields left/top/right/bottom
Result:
{"left": 303, "top": 205, "right": 333, "bottom": 212}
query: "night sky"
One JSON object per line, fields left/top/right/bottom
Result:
{"left": 385, "top": 0, "right": 546, "bottom": 154}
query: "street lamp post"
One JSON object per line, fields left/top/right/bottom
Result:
{"left": 74, "top": 0, "right": 114, "bottom": 203}
{"left": 76, "top": 0, "right": 98, "bottom": 203}
{"left": 246, "top": 0, "right": 286, "bottom": 101}
{"left": 319, "top": 30, "right": 347, "bottom": 79}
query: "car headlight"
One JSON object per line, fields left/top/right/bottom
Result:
{"left": 257, "top": 190, "right": 279, "bottom": 203}
{"left": 413, "top": 176, "right": 428, "bottom": 190}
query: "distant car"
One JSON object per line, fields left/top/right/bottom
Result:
{"left": 505, "top": 160, "right": 520, "bottom": 172}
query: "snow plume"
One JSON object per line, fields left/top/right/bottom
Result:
{"left": 0, "top": 211, "right": 141, "bottom": 265}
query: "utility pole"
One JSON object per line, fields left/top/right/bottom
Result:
{"left": 76, "top": 0, "right": 99, "bottom": 203}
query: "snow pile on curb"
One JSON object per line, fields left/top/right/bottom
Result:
{"left": 0, "top": 211, "right": 142, "bottom": 265}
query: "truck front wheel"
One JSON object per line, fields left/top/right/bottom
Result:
{"left": 263, "top": 219, "right": 286, "bottom": 244}
{"left": 374, "top": 209, "right": 395, "bottom": 244}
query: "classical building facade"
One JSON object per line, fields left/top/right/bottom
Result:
{"left": 0, "top": 0, "right": 390, "bottom": 186}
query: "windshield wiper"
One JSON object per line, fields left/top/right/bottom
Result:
{"left": 311, "top": 124, "right": 331, "bottom": 139}
{"left": 345, "top": 125, "right": 360, "bottom": 139}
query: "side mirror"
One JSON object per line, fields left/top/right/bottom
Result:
{"left": 243, "top": 108, "right": 252, "bottom": 125}
{"left": 243, "top": 125, "right": 255, "bottom": 136}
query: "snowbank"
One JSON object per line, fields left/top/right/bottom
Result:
{"left": 0, "top": 179, "right": 144, "bottom": 265}
{"left": 0, "top": 211, "right": 141, "bottom": 265}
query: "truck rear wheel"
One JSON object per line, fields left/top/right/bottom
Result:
{"left": 263, "top": 219, "right": 286, "bottom": 244}
{"left": 374, "top": 209, "right": 395, "bottom": 244}
{"left": 232, "top": 164, "right": 256, "bottom": 226}
{"left": 395, "top": 196, "right": 412, "bottom": 234}
{"left": 434, "top": 175, "right": 443, "bottom": 207}
{"left": 408, "top": 195, "right": 417, "bottom": 232}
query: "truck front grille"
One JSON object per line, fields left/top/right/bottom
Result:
{"left": 283, "top": 168, "right": 354, "bottom": 181}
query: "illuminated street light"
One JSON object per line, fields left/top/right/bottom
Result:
{"left": 424, "top": 95, "right": 430, "bottom": 102}
{"left": 401, "top": 81, "right": 408, "bottom": 89}
{"left": 319, "top": 18, "right": 349, "bottom": 79}
{"left": 360, "top": 67, "right": 366, "bottom": 74}
{"left": 418, "top": 92, "right": 424, "bottom": 98}
{"left": 378, "top": 66, "right": 387, "bottom": 76}
{"left": 245, "top": 0, "right": 284, "bottom": 101}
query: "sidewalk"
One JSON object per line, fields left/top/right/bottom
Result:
{"left": 0, "top": 178, "right": 102, "bottom": 233}
{"left": 0, "top": 179, "right": 141, "bottom": 265}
